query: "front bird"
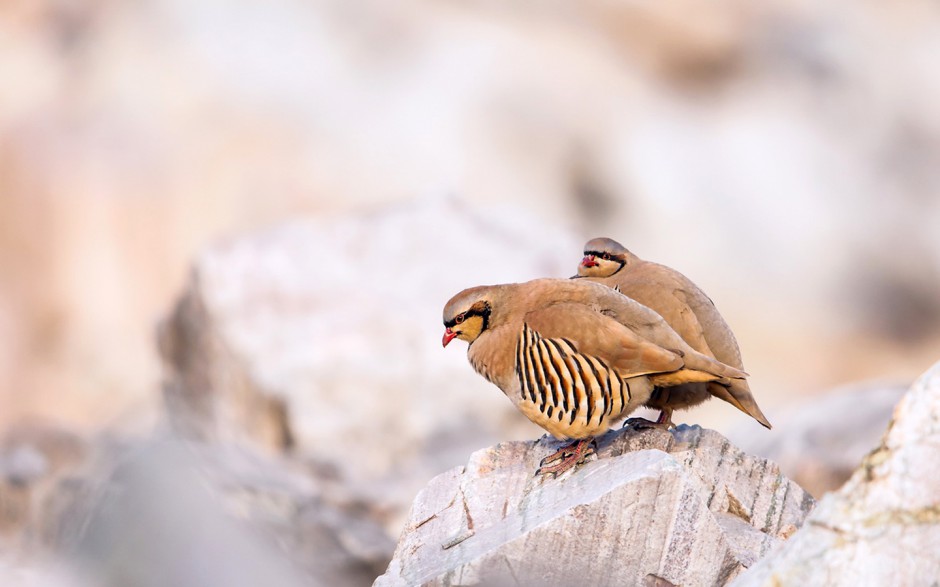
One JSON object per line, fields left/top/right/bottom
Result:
{"left": 442, "top": 278, "right": 748, "bottom": 476}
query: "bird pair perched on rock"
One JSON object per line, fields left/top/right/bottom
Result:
{"left": 442, "top": 238, "right": 771, "bottom": 476}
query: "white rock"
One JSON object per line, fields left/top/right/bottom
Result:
{"left": 2, "top": 445, "right": 48, "bottom": 486}
{"left": 44, "top": 439, "right": 392, "bottom": 587}
{"left": 732, "top": 361, "right": 940, "bottom": 586}
{"left": 376, "top": 425, "right": 814, "bottom": 587}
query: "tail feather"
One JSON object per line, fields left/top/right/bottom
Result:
{"left": 650, "top": 368, "right": 722, "bottom": 387}
{"left": 708, "top": 380, "right": 772, "bottom": 429}
{"left": 678, "top": 349, "right": 747, "bottom": 380}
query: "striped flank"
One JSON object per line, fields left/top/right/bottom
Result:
{"left": 515, "top": 324, "right": 630, "bottom": 430}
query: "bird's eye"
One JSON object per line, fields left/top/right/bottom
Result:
{"left": 455, "top": 314, "right": 465, "bottom": 324}
{"left": 602, "top": 253, "right": 611, "bottom": 260}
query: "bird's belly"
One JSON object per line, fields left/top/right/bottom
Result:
{"left": 515, "top": 398, "right": 610, "bottom": 439}
{"left": 507, "top": 373, "right": 653, "bottom": 440}
{"left": 646, "top": 382, "right": 710, "bottom": 411}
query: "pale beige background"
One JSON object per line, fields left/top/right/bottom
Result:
{"left": 1, "top": 0, "right": 939, "bottom": 439}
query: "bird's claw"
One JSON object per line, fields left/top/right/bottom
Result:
{"left": 623, "top": 412, "right": 674, "bottom": 430}
{"left": 536, "top": 439, "right": 596, "bottom": 477}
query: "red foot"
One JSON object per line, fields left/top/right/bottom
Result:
{"left": 536, "top": 438, "right": 596, "bottom": 477}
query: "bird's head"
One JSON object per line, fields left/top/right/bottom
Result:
{"left": 577, "top": 237, "right": 632, "bottom": 278}
{"left": 442, "top": 286, "right": 493, "bottom": 347}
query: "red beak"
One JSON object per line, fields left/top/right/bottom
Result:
{"left": 442, "top": 328, "right": 457, "bottom": 347}
{"left": 581, "top": 255, "right": 598, "bottom": 268}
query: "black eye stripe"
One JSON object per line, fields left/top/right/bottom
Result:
{"left": 444, "top": 309, "right": 482, "bottom": 328}
{"left": 585, "top": 250, "right": 623, "bottom": 263}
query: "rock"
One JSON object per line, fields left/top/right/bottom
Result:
{"left": 732, "top": 361, "right": 940, "bottom": 586}
{"left": 730, "top": 381, "right": 908, "bottom": 497}
{"left": 0, "top": 559, "right": 81, "bottom": 587}
{"left": 157, "top": 198, "right": 580, "bottom": 525}
{"left": 375, "top": 425, "right": 814, "bottom": 587}
{"left": 0, "top": 422, "right": 89, "bottom": 483}
{"left": 4, "top": 445, "right": 48, "bottom": 487}
{"left": 41, "top": 438, "right": 392, "bottom": 587}
{"left": 0, "top": 422, "right": 89, "bottom": 547}
{"left": 0, "top": 419, "right": 396, "bottom": 586}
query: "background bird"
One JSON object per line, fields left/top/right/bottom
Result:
{"left": 442, "top": 278, "right": 748, "bottom": 475}
{"left": 575, "top": 237, "right": 771, "bottom": 430}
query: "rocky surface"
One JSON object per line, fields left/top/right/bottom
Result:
{"left": 731, "top": 382, "right": 908, "bottom": 497}
{"left": 7, "top": 362, "right": 936, "bottom": 587}
{"left": 376, "top": 425, "right": 814, "bottom": 587}
{"left": 732, "top": 360, "right": 940, "bottom": 586}
{"left": 1, "top": 429, "right": 393, "bottom": 587}
{"left": 0, "top": 422, "right": 90, "bottom": 550}
{"left": 65, "top": 440, "right": 392, "bottom": 587}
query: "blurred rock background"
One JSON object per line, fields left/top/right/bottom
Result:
{"left": 1, "top": 0, "right": 939, "bottom": 584}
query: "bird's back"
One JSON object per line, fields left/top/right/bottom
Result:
{"left": 603, "top": 261, "right": 743, "bottom": 369}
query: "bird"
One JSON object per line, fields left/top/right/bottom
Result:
{"left": 442, "top": 278, "right": 748, "bottom": 476}
{"left": 574, "top": 237, "right": 771, "bottom": 430}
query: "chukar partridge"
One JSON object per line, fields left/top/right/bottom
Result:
{"left": 575, "top": 237, "right": 771, "bottom": 430}
{"left": 442, "top": 278, "right": 747, "bottom": 475}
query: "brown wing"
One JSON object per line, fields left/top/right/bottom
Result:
{"left": 519, "top": 278, "right": 746, "bottom": 380}
{"left": 582, "top": 288, "right": 747, "bottom": 380}
{"left": 660, "top": 288, "right": 714, "bottom": 356}
{"left": 522, "top": 303, "right": 683, "bottom": 378}
{"left": 607, "top": 264, "right": 716, "bottom": 357}
{"left": 677, "top": 287, "right": 742, "bottom": 366}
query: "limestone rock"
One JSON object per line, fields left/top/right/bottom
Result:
{"left": 0, "top": 559, "right": 80, "bottom": 587}
{"left": 375, "top": 425, "right": 814, "bottom": 587}
{"left": 731, "top": 382, "right": 907, "bottom": 497}
{"left": 731, "top": 361, "right": 940, "bottom": 586}
{"left": 0, "top": 420, "right": 396, "bottom": 586}
{"left": 41, "top": 438, "right": 392, "bottom": 587}
{"left": 0, "top": 422, "right": 89, "bottom": 548}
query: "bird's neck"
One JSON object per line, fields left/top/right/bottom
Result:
{"left": 467, "top": 325, "right": 518, "bottom": 390}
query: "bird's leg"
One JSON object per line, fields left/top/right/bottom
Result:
{"left": 536, "top": 438, "right": 596, "bottom": 477}
{"left": 624, "top": 408, "right": 675, "bottom": 430}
